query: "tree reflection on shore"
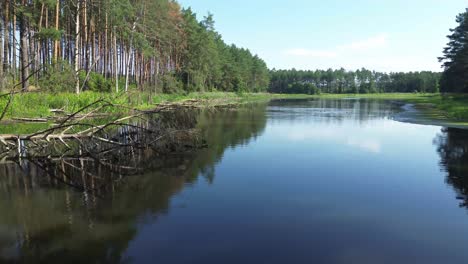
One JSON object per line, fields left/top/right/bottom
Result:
{"left": 434, "top": 127, "right": 468, "bottom": 208}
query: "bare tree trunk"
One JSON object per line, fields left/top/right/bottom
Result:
{"left": 12, "top": 13, "right": 16, "bottom": 81}
{"left": 125, "top": 21, "right": 137, "bottom": 92}
{"left": 44, "top": 6, "right": 49, "bottom": 65}
{"left": 19, "top": 0, "right": 30, "bottom": 91}
{"left": 113, "top": 27, "right": 118, "bottom": 93}
{"left": 104, "top": 11, "right": 108, "bottom": 77}
{"left": 35, "top": 3, "right": 45, "bottom": 80}
{"left": 0, "top": 15, "right": 4, "bottom": 91}
{"left": 53, "top": 0, "right": 60, "bottom": 64}
{"left": 75, "top": 0, "right": 81, "bottom": 94}
{"left": 83, "top": 0, "right": 88, "bottom": 73}
{"left": 91, "top": 17, "right": 96, "bottom": 72}
{"left": 3, "top": 0, "right": 8, "bottom": 73}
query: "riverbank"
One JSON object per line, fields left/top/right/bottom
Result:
{"left": 0, "top": 91, "right": 316, "bottom": 122}
{"left": 313, "top": 93, "right": 468, "bottom": 125}
{"left": 2, "top": 92, "right": 468, "bottom": 130}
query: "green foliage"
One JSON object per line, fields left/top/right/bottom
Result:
{"left": 439, "top": 8, "right": 468, "bottom": 93}
{"left": 162, "top": 74, "right": 184, "bottom": 94}
{"left": 179, "top": 9, "right": 270, "bottom": 93}
{"left": 35, "top": 28, "right": 63, "bottom": 41}
{"left": 3, "top": 0, "right": 270, "bottom": 95}
{"left": 287, "top": 82, "right": 319, "bottom": 94}
{"left": 269, "top": 68, "right": 441, "bottom": 94}
{"left": 38, "top": 61, "right": 76, "bottom": 92}
{"left": 80, "top": 72, "right": 113, "bottom": 92}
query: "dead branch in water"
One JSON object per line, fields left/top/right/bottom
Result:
{"left": 0, "top": 96, "right": 207, "bottom": 157}
{"left": 0, "top": 95, "right": 214, "bottom": 195}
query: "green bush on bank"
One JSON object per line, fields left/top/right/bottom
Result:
{"left": 0, "top": 91, "right": 240, "bottom": 119}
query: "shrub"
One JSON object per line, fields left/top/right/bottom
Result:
{"left": 38, "top": 61, "right": 76, "bottom": 92}
{"left": 80, "top": 72, "right": 113, "bottom": 92}
{"left": 162, "top": 74, "right": 184, "bottom": 93}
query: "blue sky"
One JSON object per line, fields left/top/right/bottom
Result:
{"left": 178, "top": 0, "right": 467, "bottom": 72}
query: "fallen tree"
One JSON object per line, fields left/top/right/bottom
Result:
{"left": 0, "top": 96, "right": 213, "bottom": 194}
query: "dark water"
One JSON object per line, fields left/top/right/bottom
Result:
{"left": 2, "top": 99, "right": 468, "bottom": 263}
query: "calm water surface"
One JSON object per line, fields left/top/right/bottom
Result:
{"left": 2, "top": 99, "right": 468, "bottom": 263}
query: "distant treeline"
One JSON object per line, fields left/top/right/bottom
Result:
{"left": 439, "top": 8, "right": 468, "bottom": 93}
{"left": 0, "top": 0, "right": 270, "bottom": 93}
{"left": 269, "top": 69, "right": 441, "bottom": 94}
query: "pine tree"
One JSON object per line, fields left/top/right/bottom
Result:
{"left": 439, "top": 8, "right": 468, "bottom": 93}
{"left": 0, "top": 0, "right": 270, "bottom": 93}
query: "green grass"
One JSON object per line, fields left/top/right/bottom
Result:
{"left": 3, "top": 91, "right": 468, "bottom": 129}
{"left": 0, "top": 122, "right": 51, "bottom": 134}
{"left": 0, "top": 91, "right": 316, "bottom": 121}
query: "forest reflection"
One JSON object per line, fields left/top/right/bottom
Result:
{"left": 268, "top": 99, "right": 400, "bottom": 124}
{"left": 3, "top": 99, "right": 468, "bottom": 263}
{"left": 434, "top": 127, "right": 468, "bottom": 208}
{"left": 0, "top": 103, "right": 267, "bottom": 263}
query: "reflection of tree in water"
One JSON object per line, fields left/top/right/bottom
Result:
{"left": 434, "top": 127, "right": 468, "bottom": 208}
{"left": 0, "top": 104, "right": 267, "bottom": 263}
{"left": 268, "top": 98, "right": 399, "bottom": 124}
{"left": 194, "top": 103, "right": 268, "bottom": 183}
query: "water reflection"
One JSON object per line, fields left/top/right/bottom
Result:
{"left": 268, "top": 98, "right": 400, "bottom": 124}
{"left": 4, "top": 99, "right": 468, "bottom": 263}
{"left": 0, "top": 103, "right": 267, "bottom": 263}
{"left": 434, "top": 127, "right": 468, "bottom": 208}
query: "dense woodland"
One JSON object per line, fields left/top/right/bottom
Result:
{"left": 0, "top": 0, "right": 270, "bottom": 93}
{"left": 1, "top": 1, "right": 467, "bottom": 95}
{"left": 269, "top": 69, "right": 441, "bottom": 94}
{"left": 271, "top": 8, "right": 468, "bottom": 95}
{"left": 439, "top": 8, "right": 468, "bottom": 93}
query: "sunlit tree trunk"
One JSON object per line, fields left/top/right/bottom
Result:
{"left": 104, "top": 11, "right": 108, "bottom": 77}
{"left": 12, "top": 12, "right": 16, "bottom": 81}
{"left": 19, "top": 0, "right": 30, "bottom": 91}
{"left": 75, "top": 0, "right": 81, "bottom": 94}
{"left": 2, "top": 0, "right": 8, "bottom": 74}
{"left": 54, "top": 0, "right": 60, "bottom": 64}
{"left": 83, "top": 0, "right": 88, "bottom": 73}
{"left": 0, "top": 13, "right": 4, "bottom": 90}
{"left": 113, "top": 27, "right": 118, "bottom": 93}
{"left": 36, "top": 3, "right": 45, "bottom": 78}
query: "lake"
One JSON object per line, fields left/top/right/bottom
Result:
{"left": 1, "top": 99, "right": 468, "bottom": 264}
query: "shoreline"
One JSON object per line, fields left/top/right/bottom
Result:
{"left": 2, "top": 92, "right": 468, "bottom": 132}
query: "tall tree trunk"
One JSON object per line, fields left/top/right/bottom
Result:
{"left": 0, "top": 14, "right": 4, "bottom": 91}
{"left": 53, "top": 0, "right": 60, "bottom": 64}
{"left": 44, "top": 6, "right": 49, "bottom": 65}
{"left": 75, "top": 0, "right": 81, "bottom": 94}
{"left": 113, "top": 27, "right": 118, "bottom": 93}
{"left": 12, "top": 12, "right": 16, "bottom": 81}
{"left": 3, "top": 0, "right": 8, "bottom": 73}
{"left": 125, "top": 21, "right": 137, "bottom": 92}
{"left": 83, "top": 0, "right": 88, "bottom": 73}
{"left": 104, "top": 11, "right": 108, "bottom": 77}
{"left": 19, "top": 0, "right": 30, "bottom": 91}
{"left": 36, "top": 3, "right": 44, "bottom": 79}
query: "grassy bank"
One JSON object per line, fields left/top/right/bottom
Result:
{"left": 0, "top": 91, "right": 315, "bottom": 121}
{"left": 2, "top": 91, "right": 468, "bottom": 128}
{"left": 313, "top": 93, "right": 468, "bottom": 122}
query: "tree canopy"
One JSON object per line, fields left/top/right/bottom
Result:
{"left": 269, "top": 68, "right": 440, "bottom": 94}
{"left": 0, "top": 0, "right": 270, "bottom": 93}
{"left": 439, "top": 8, "right": 468, "bottom": 93}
